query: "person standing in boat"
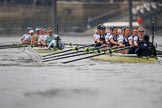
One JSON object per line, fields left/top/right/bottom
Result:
{"left": 135, "top": 35, "right": 157, "bottom": 57}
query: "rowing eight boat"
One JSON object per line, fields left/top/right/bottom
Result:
{"left": 32, "top": 47, "right": 158, "bottom": 63}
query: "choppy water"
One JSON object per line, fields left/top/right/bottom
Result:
{"left": 0, "top": 36, "right": 162, "bottom": 108}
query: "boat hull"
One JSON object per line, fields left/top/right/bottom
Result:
{"left": 91, "top": 54, "right": 158, "bottom": 63}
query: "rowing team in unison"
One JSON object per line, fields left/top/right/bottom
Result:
{"left": 93, "top": 24, "right": 157, "bottom": 57}
{"left": 21, "top": 27, "right": 64, "bottom": 50}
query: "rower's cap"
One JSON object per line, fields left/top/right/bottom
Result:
{"left": 99, "top": 25, "right": 106, "bottom": 30}
{"left": 97, "top": 24, "right": 102, "bottom": 29}
{"left": 29, "top": 30, "right": 34, "bottom": 33}
{"left": 35, "top": 27, "right": 40, "bottom": 31}
{"left": 109, "top": 26, "right": 114, "bottom": 30}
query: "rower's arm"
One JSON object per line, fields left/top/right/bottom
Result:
{"left": 134, "top": 41, "right": 138, "bottom": 47}
{"left": 96, "top": 39, "right": 104, "bottom": 44}
{"left": 133, "top": 36, "right": 139, "bottom": 47}
{"left": 105, "top": 38, "right": 110, "bottom": 44}
{"left": 129, "top": 39, "right": 133, "bottom": 46}
{"left": 118, "top": 41, "right": 125, "bottom": 47}
{"left": 110, "top": 39, "right": 118, "bottom": 45}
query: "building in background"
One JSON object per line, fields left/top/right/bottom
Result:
{"left": 0, "top": 0, "right": 161, "bottom": 35}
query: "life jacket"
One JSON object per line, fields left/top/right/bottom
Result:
{"left": 113, "top": 34, "right": 119, "bottom": 42}
{"left": 95, "top": 33, "right": 107, "bottom": 46}
{"left": 135, "top": 41, "right": 149, "bottom": 57}
{"left": 136, "top": 41, "right": 157, "bottom": 57}
{"left": 132, "top": 35, "right": 140, "bottom": 46}
{"left": 129, "top": 35, "right": 139, "bottom": 54}
{"left": 123, "top": 37, "right": 130, "bottom": 46}
{"left": 110, "top": 34, "right": 119, "bottom": 47}
{"left": 123, "top": 35, "right": 133, "bottom": 46}
{"left": 99, "top": 33, "right": 107, "bottom": 43}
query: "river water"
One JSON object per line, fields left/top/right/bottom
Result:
{"left": 0, "top": 36, "right": 162, "bottom": 108}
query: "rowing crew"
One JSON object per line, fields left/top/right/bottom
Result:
{"left": 21, "top": 27, "right": 64, "bottom": 50}
{"left": 93, "top": 24, "right": 157, "bottom": 57}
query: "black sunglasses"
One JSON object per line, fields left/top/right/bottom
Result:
{"left": 138, "top": 30, "right": 145, "bottom": 33}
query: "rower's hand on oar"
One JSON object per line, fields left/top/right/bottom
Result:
{"left": 99, "top": 41, "right": 104, "bottom": 44}
{"left": 55, "top": 35, "right": 61, "bottom": 40}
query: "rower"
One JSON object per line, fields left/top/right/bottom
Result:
{"left": 122, "top": 27, "right": 134, "bottom": 54}
{"left": 46, "top": 29, "right": 56, "bottom": 48}
{"left": 21, "top": 27, "right": 32, "bottom": 44}
{"left": 46, "top": 29, "right": 64, "bottom": 50}
{"left": 121, "top": 28, "right": 125, "bottom": 36}
{"left": 137, "top": 26, "right": 145, "bottom": 45}
{"left": 105, "top": 26, "right": 113, "bottom": 47}
{"left": 108, "top": 26, "right": 123, "bottom": 48}
{"left": 135, "top": 35, "right": 157, "bottom": 57}
{"left": 94, "top": 25, "right": 108, "bottom": 47}
{"left": 38, "top": 27, "right": 47, "bottom": 46}
{"left": 21, "top": 29, "right": 34, "bottom": 44}
{"left": 31, "top": 27, "right": 41, "bottom": 46}
{"left": 93, "top": 24, "right": 102, "bottom": 42}
{"left": 130, "top": 26, "right": 146, "bottom": 53}
{"left": 129, "top": 28, "right": 139, "bottom": 54}
{"left": 132, "top": 28, "right": 139, "bottom": 47}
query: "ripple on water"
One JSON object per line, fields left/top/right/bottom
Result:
{"left": 24, "top": 88, "right": 98, "bottom": 98}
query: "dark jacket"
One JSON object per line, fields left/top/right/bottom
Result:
{"left": 135, "top": 41, "right": 156, "bottom": 57}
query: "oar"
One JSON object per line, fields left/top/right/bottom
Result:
{"left": 0, "top": 43, "right": 22, "bottom": 47}
{"left": 0, "top": 45, "right": 13, "bottom": 47}
{"left": 157, "top": 50, "right": 162, "bottom": 55}
{"left": 0, "top": 43, "right": 37, "bottom": 49}
{"left": 43, "top": 51, "right": 94, "bottom": 62}
{"left": 42, "top": 46, "right": 107, "bottom": 62}
{"left": 62, "top": 46, "right": 131, "bottom": 64}
{"left": 43, "top": 47, "right": 91, "bottom": 60}
{"left": 0, "top": 44, "right": 29, "bottom": 49}
{"left": 64, "top": 43, "right": 95, "bottom": 47}
{"left": 42, "top": 45, "right": 103, "bottom": 60}
{"left": 0, "top": 46, "right": 21, "bottom": 49}
{"left": 42, "top": 44, "right": 95, "bottom": 58}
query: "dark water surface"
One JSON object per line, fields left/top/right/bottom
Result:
{"left": 0, "top": 36, "right": 162, "bottom": 108}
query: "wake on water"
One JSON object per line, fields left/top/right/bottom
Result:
{"left": 21, "top": 47, "right": 43, "bottom": 64}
